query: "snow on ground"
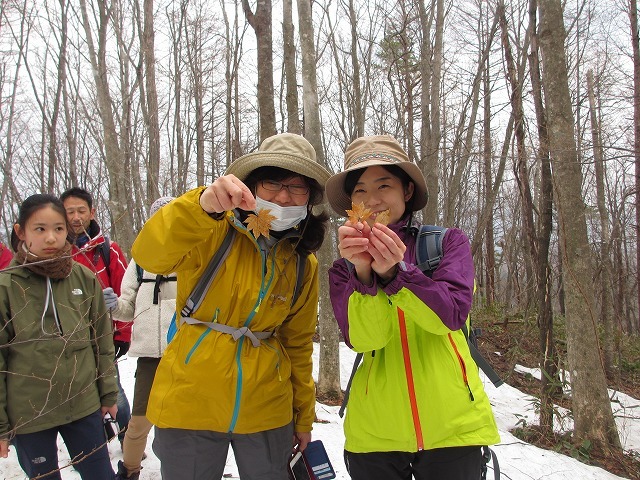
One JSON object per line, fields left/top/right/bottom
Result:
{"left": 0, "top": 343, "right": 635, "bottom": 479}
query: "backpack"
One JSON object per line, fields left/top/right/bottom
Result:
{"left": 135, "top": 264, "right": 177, "bottom": 305}
{"left": 166, "top": 226, "right": 307, "bottom": 344}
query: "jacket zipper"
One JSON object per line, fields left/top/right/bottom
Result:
{"left": 228, "top": 242, "right": 276, "bottom": 432}
{"left": 397, "top": 308, "right": 424, "bottom": 451}
{"left": 448, "top": 333, "right": 475, "bottom": 401}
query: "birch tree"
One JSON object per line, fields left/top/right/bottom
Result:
{"left": 538, "top": 0, "right": 621, "bottom": 451}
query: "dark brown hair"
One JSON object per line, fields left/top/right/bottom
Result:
{"left": 11, "top": 194, "right": 71, "bottom": 251}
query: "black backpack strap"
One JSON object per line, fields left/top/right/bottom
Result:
{"left": 415, "top": 225, "right": 447, "bottom": 275}
{"left": 339, "top": 352, "right": 363, "bottom": 418}
{"left": 481, "top": 446, "right": 500, "bottom": 480}
{"left": 462, "top": 324, "right": 504, "bottom": 388}
{"left": 181, "top": 227, "right": 237, "bottom": 318}
{"left": 100, "top": 236, "right": 111, "bottom": 269}
{"left": 136, "top": 264, "right": 144, "bottom": 284}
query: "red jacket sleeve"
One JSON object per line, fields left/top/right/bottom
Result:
{"left": 108, "top": 241, "right": 131, "bottom": 342}
{"left": 0, "top": 245, "right": 12, "bottom": 270}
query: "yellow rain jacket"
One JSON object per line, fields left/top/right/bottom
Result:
{"left": 131, "top": 188, "right": 318, "bottom": 434}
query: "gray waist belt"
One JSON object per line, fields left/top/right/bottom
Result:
{"left": 180, "top": 316, "right": 274, "bottom": 347}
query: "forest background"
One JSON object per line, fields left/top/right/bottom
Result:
{"left": 1, "top": 0, "right": 640, "bottom": 466}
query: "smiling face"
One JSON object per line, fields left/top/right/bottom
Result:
{"left": 15, "top": 205, "right": 68, "bottom": 258}
{"left": 349, "top": 165, "right": 414, "bottom": 225}
{"left": 62, "top": 196, "right": 95, "bottom": 235}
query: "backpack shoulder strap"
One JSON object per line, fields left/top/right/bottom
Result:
{"left": 136, "top": 264, "right": 144, "bottom": 284}
{"left": 415, "top": 224, "right": 447, "bottom": 274}
{"left": 101, "top": 235, "right": 111, "bottom": 268}
{"left": 181, "top": 226, "right": 237, "bottom": 318}
{"left": 291, "top": 253, "right": 306, "bottom": 307}
{"left": 339, "top": 352, "right": 363, "bottom": 418}
{"left": 417, "top": 225, "right": 503, "bottom": 387}
{"left": 461, "top": 324, "right": 504, "bottom": 388}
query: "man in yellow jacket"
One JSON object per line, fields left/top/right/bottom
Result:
{"left": 132, "top": 133, "right": 331, "bottom": 480}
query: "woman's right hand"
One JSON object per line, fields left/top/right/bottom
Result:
{"left": 0, "top": 439, "right": 9, "bottom": 458}
{"left": 200, "top": 175, "right": 257, "bottom": 214}
{"left": 338, "top": 221, "right": 373, "bottom": 284}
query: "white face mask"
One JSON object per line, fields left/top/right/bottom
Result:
{"left": 255, "top": 196, "right": 308, "bottom": 231}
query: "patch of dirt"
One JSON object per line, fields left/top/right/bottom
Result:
{"left": 477, "top": 319, "right": 640, "bottom": 479}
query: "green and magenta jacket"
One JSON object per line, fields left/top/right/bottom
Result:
{"left": 328, "top": 217, "right": 500, "bottom": 453}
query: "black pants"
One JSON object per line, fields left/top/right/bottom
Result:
{"left": 13, "top": 410, "right": 114, "bottom": 480}
{"left": 345, "top": 446, "right": 483, "bottom": 480}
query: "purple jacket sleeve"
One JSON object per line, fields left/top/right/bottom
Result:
{"left": 381, "top": 228, "right": 474, "bottom": 331}
{"left": 328, "top": 259, "right": 378, "bottom": 347}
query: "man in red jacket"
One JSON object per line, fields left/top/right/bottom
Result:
{"left": 61, "top": 187, "right": 131, "bottom": 446}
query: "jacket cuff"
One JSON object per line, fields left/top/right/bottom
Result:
{"left": 349, "top": 270, "right": 378, "bottom": 296}
{"left": 101, "top": 392, "right": 118, "bottom": 407}
{"left": 381, "top": 261, "right": 410, "bottom": 295}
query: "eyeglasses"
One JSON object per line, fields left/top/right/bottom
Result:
{"left": 260, "top": 180, "right": 309, "bottom": 196}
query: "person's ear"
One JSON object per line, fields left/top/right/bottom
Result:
{"left": 13, "top": 224, "right": 25, "bottom": 241}
{"left": 404, "top": 182, "right": 415, "bottom": 202}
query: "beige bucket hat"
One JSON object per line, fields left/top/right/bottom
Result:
{"left": 225, "top": 133, "right": 331, "bottom": 187}
{"left": 325, "top": 135, "right": 428, "bottom": 216}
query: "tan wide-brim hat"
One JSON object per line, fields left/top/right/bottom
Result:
{"left": 225, "top": 133, "right": 331, "bottom": 187}
{"left": 325, "top": 134, "right": 428, "bottom": 216}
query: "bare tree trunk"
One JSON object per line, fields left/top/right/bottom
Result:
{"left": 348, "top": 0, "right": 364, "bottom": 137}
{"left": 528, "top": 0, "right": 557, "bottom": 434}
{"left": 538, "top": 0, "right": 621, "bottom": 452}
{"left": 185, "top": 15, "right": 205, "bottom": 185}
{"left": 587, "top": 69, "right": 616, "bottom": 377}
{"left": 498, "top": 1, "right": 537, "bottom": 309}
{"left": 283, "top": 0, "right": 300, "bottom": 134}
{"left": 629, "top": 0, "right": 640, "bottom": 333}
{"left": 47, "top": 0, "right": 69, "bottom": 193}
{"left": 143, "top": 0, "right": 160, "bottom": 202}
{"left": 418, "top": 0, "right": 442, "bottom": 224}
{"left": 482, "top": 1, "right": 495, "bottom": 305}
{"left": 242, "top": 0, "right": 276, "bottom": 141}
{"left": 168, "top": 1, "right": 187, "bottom": 193}
{"left": 297, "top": 0, "right": 341, "bottom": 400}
{"left": 62, "top": 50, "right": 78, "bottom": 186}
{"left": 221, "top": 0, "right": 243, "bottom": 166}
{"left": 78, "top": 0, "right": 134, "bottom": 252}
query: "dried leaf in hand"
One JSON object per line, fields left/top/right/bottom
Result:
{"left": 245, "top": 209, "right": 276, "bottom": 239}
{"left": 346, "top": 202, "right": 372, "bottom": 224}
{"left": 374, "top": 209, "right": 391, "bottom": 226}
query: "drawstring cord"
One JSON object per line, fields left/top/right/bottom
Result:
{"left": 41, "top": 277, "right": 62, "bottom": 336}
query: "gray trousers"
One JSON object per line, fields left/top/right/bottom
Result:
{"left": 153, "top": 422, "right": 293, "bottom": 480}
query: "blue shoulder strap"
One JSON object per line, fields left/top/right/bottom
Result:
{"left": 180, "top": 225, "right": 306, "bottom": 318}
{"left": 180, "top": 226, "right": 237, "bottom": 318}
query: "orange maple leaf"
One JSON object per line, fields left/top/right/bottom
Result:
{"left": 373, "top": 209, "right": 391, "bottom": 226}
{"left": 346, "top": 202, "right": 372, "bottom": 224}
{"left": 245, "top": 209, "right": 276, "bottom": 239}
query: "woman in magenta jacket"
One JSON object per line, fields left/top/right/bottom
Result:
{"left": 326, "top": 135, "right": 499, "bottom": 480}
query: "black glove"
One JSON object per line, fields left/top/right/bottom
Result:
{"left": 114, "top": 340, "right": 130, "bottom": 359}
